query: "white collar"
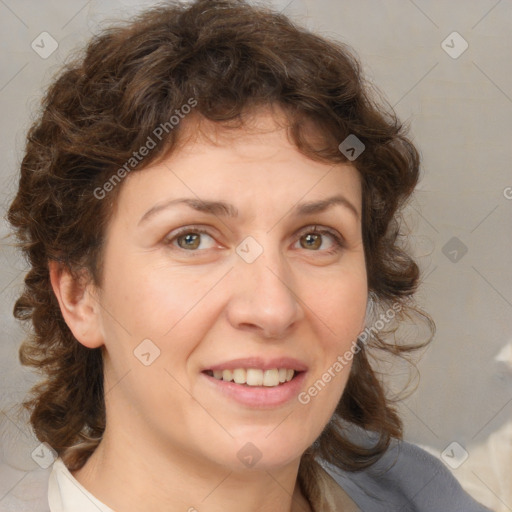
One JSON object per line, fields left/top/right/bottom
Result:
{"left": 48, "top": 458, "right": 114, "bottom": 512}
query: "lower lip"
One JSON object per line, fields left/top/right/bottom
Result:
{"left": 201, "top": 371, "right": 307, "bottom": 408}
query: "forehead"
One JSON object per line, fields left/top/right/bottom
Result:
{"left": 174, "top": 105, "right": 336, "bottom": 160}
{"left": 113, "top": 107, "right": 362, "bottom": 224}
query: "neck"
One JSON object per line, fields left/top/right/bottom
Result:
{"left": 71, "top": 425, "right": 312, "bottom": 512}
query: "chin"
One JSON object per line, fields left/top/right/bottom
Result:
{"left": 209, "top": 430, "right": 312, "bottom": 471}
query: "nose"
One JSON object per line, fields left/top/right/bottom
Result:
{"left": 225, "top": 242, "right": 304, "bottom": 339}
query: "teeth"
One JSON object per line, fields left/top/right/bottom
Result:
{"left": 232, "top": 368, "right": 246, "bottom": 384}
{"left": 247, "top": 368, "right": 263, "bottom": 386}
{"left": 263, "top": 369, "right": 278, "bottom": 387}
{"left": 209, "top": 368, "right": 297, "bottom": 387}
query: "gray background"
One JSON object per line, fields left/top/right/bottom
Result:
{"left": 1, "top": 0, "right": 511, "bottom": 510}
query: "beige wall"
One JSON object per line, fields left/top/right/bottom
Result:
{"left": 1, "top": 1, "right": 510, "bottom": 509}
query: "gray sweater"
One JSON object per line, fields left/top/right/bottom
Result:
{"left": 320, "top": 438, "right": 493, "bottom": 511}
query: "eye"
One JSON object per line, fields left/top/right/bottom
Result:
{"left": 295, "top": 226, "right": 344, "bottom": 254}
{"left": 163, "top": 225, "right": 345, "bottom": 255}
{"left": 165, "top": 227, "right": 217, "bottom": 251}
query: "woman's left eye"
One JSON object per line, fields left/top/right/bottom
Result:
{"left": 294, "top": 227, "right": 344, "bottom": 254}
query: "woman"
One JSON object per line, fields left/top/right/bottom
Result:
{"left": 6, "top": 0, "right": 491, "bottom": 510}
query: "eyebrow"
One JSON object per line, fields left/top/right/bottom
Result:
{"left": 138, "top": 194, "right": 359, "bottom": 226}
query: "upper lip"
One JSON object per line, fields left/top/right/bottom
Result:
{"left": 203, "top": 357, "right": 308, "bottom": 372}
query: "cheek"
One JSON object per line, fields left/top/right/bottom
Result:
{"left": 305, "top": 267, "right": 367, "bottom": 343}
{"left": 101, "top": 255, "right": 220, "bottom": 340}
{"left": 298, "top": 266, "right": 366, "bottom": 406}
{"left": 98, "top": 260, "right": 215, "bottom": 400}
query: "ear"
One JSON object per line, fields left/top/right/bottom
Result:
{"left": 48, "top": 260, "right": 104, "bottom": 349}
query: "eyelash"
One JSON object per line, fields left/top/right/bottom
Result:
{"left": 164, "top": 225, "right": 345, "bottom": 255}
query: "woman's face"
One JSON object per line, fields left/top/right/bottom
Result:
{"left": 91, "top": 111, "right": 367, "bottom": 472}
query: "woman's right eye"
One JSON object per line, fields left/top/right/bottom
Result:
{"left": 165, "top": 229, "right": 217, "bottom": 251}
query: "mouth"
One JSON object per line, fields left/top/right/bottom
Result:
{"left": 200, "top": 357, "right": 308, "bottom": 407}
{"left": 201, "top": 361, "right": 307, "bottom": 408}
{"left": 202, "top": 368, "right": 301, "bottom": 387}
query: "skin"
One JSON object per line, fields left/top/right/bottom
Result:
{"left": 50, "top": 107, "right": 368, "bottom": 512}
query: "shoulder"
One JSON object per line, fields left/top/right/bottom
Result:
{"left": 318, "top": 438, "right": 492, "bottom": 512}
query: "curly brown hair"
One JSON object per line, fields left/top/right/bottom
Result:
{"left": 7, "top": 0, "right": 433, "bottom": 503}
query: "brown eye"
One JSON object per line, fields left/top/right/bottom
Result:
{"left": 177, "top": 233, "right": 201, "bottom": 250}
{"left": 165, "top": 228, "right": 217, "bottom": 252}
{"left": 300, "top": 233, "right": 322, "bottom": 250}
{"left": 295, "top": 227, "right": 345, "bottom": 254}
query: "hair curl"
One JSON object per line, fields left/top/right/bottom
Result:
{"left": 7, "top": 0, "right": 434, "bottom": 503}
